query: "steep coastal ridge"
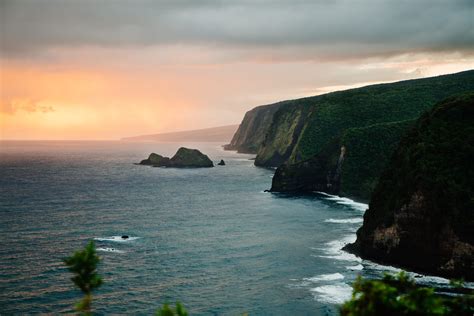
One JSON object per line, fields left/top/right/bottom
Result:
{"left": 227, "top": 70, "right": 474, "bottom": 200}
{"left": 224, "top": 101, "right": 287, "bottom": 153}
{"left": 345, "top": 93, "right": 474, "bottom": 280}
{"left": 123, "top": 124, "right": 238, "bottom": 142}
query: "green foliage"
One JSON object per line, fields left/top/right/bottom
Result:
{"left": 266, "top": 70, "right": 474, "bottom": 199}
{"left": 292, "top": 71, "right": 474, "bottom": 163}
{"left": 367, "top": 93, "right": 474, "bottom": 242}
{"left": 64, "top": 241, "right": 103, "bottom": 314}
{"left": 339, "top": 119, "right": 415, "bottom": 199}
{"left": 341, "top": 272, "right": 474, "bottom": 316}
{"left": 155, "top": 302, "right": 188, "bottom": 316}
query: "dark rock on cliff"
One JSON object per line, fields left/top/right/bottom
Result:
{"left": 217, "top": 159, "right": 225, "bottom": 166}
{"left": 345, "top": 94, "right": 474, "bottom": 280}
{"left": 139, "top": 147, "right": 214, "bottom": 168}
{"left": 271, "top": 140, "right": 344, "bottom": 194}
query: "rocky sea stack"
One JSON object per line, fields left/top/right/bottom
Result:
{"left": 345, "top": 94, "right": 474, "bottom": 280}
{"left": 139, "top": 147, "right": 214, "bottom": 168}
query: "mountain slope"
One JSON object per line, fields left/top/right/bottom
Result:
{"left": 122, "top": 125, "right": 238, "bottom": 142}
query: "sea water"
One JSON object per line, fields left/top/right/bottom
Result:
{"left": 0, "top": 141, "right": 457, "bottom": 315}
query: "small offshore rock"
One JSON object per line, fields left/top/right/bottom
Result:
{"left": 138, "top": 147, "right": 214, "bottom": 168}
{"left": 217, "top": 159, "right": 225, "bottom": 166}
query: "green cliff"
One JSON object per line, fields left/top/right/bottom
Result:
{"left": 345, "top": 94, "right": 474, "bottom": 280}
{"left": 223, "top": 101, "right": 286, "bottom": 153}
{"left": 267, "top": 70, "right": 474, "bottom": 199}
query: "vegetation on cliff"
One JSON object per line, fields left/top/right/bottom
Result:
{"left": 267, "top": 70, "right": 474, "bottom": 199}
{"left": 255, "top": 100, "right": 313, "bottom": 166}
{"left": 224, "top": 101, "right": 286, "bottom": 153}
{"left": 347, "top": 93, "right": 474, "bottom": 280}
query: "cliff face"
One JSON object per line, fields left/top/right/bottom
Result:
{"left": 271, "top": 120, "right": 415, "bottom": 199}
{"left": 223, "top": 102, "right": 286, "bottom": 153}
{"left": 254, "top": 100, "right": 313, "bottom": 166}
{"left": 267, "top": 70, "right": 474, "bottom": 199}
{"left": 346, "top": 94, "right": 474, "bottom": 280}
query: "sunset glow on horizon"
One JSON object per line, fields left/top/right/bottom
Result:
{"left": 1, "top": 1, "right": 473, "bottom": 140}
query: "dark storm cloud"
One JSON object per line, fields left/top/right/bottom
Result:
{"left": 1, "top": 0, "right": 473, "bottom": 59}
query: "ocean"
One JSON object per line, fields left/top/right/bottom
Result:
{"left": 0, "top": 141, "right": 455, "bottom": 315}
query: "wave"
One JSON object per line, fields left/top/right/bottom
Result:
{"left": 96, "top": 247, "right": 125, "bottom": 253}
{"left": 318, "top": 235, "right": 362, "bottom": 263}
{"left": 304, "top": 273, "right": 345, "bottom": 282}
{"left": 325, "top": 218, "right": 363, "bottom": 224}
{"left": 310, "top": 283, "right": 353, "bottom": 304}
{"left": 94, "top": 236, "right": 140, "bottom": 243}
{"left": 315, "top": 192, "right": 368, "bottom": 212}
{"left": 346, "top": 264, "right": 363, "bottom": 271}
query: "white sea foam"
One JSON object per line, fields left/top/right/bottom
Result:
{"left": 361, "top": 261, "right": 474, "bottom": 289}
{"left": 96, "top": 247, "right": 125, "bottom": 253}
{"left": 304, "top": 273, "right": 345, "bottom": 283}
{"left": 325, "top": 218, "right": 363, "bottom": 224}
{"left": 316, "top": 192, "right": 368, "bottom": 212}
{"left": 310, "top": 283, "right": 353, "bottom": 304}
{"left": 346, "top": 264, "right": 364, "bottom": 271}
{"left": 319, "top": 235, "right": 362, "bottom": 262}
{"left": 364, "top": 261, "right": 402, "bottom": 273}
{"left": 94, "top": 236, "right": 140, "bottom": 243}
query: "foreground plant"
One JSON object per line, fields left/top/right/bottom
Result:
{"left": 64, "top": 241, "right": 103, "bottom": 315}
{"left": 341, "top": 272, "right": 473, "bottom": 316}
{"left": 155, "top": 302, "right": 188, "bottom": 316}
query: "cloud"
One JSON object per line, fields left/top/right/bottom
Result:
{"left": 0, "top": 98, "right": 55, "bottom": 114}
{"left": 1, "top": 0, "right": 473, "bottom": 61}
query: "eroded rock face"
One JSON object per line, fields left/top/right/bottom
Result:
{"left": 138, "top": 148, "right": 213, "bottom": 168}
{"left": 345, "top": 94, "right": 474, "bottom": 280}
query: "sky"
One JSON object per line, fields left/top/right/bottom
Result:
{"left": 1, "top": 0, "right": 473, "bottom": 140}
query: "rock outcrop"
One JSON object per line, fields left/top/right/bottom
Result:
{"left": 139, "top": 147, "right": 214, "bottom": 168}
{"left": 139, "top": 153, "right": 170, "bottom": 166}
{"left": 345, "top": 94, "right": 474, "bottom": 280}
